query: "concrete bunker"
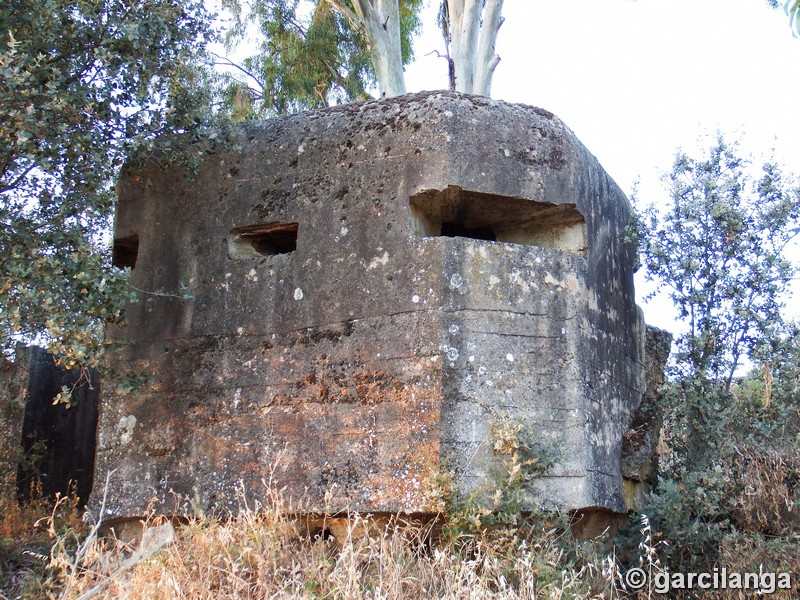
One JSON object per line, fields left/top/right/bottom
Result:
{"left": 410, "top": 185, "right": 587, "bottom": 255}
{"left": 93, "top": 91, "right": 653, "bottom": 522}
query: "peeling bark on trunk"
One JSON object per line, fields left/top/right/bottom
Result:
{"left": 327, "top": 0, "right": 406, "bottom": 98}
{"left": 474, "top": 0, "right": 504, "bottom": 97}
{"left": 328, "top": 0, "right": 504, "bottom": 99}
{"left": 445, "top": 0, "right": 504, "bottom": 96}
{"left": 446, "top": 0, "right": 481, "bottom": 94}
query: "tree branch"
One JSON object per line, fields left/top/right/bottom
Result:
{"left": 211, "top": 52, "right": 267, "bottom": 93}
{"left": 0, "top": 162, "right": 38, "bottom": 195}
{"left": 325, "top": 0, "right": 363, "bottom": 33}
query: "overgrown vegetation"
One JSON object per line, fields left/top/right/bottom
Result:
{"left": 0, "top": 495, "right": 594, "bottom": 598}
{"left": 0, "top": 0, "right": 215, "bottom": 368}
{"left": 627, "top": 136, "right": 800, "bottom": 592}
{"left": 218, "top": 0, "right": 424, "bottom": 116}
{"left": 4, "top": 376, "right": 793, "bottom": 598}
{"left": 1, "top": 421, "right": 609, "bottom": 599}
{"left": 438, "top": 418, "right": 559, "bottom": 537}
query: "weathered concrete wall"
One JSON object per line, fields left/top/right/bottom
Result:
{"left": 622, "top": 325, "right": 672, "bottom": 510}
{"left": 95, "top": 91, "right": 646, "bottom": 519}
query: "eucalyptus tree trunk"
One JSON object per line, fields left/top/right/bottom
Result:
{"left": 445, "top": 0, "right": 504, "bottom": 96}
{"left": 784, "top": 0, "right": 800, "bottom": 38}
{"left": 446, "top": 0, "right": 481, "bottom": 94}
{"left": 473, "top": 0, "right": 504, "bottom": 96}
{"left": 326, "top": 0, "right": 407, "bottom": 97}
{"left": 327, "top": 0, "right": 504, "bottom": 98}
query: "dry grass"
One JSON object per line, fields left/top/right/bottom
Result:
{"left": 717, "top": 532, "right": 800, "bottom": 600}
{"left": 0, "top": 492, "right": 84, "bottom": 598}
{"left": 0, "top": 484, "right": 627, "bottom": 600}
{"left": 4, "top": 471, "right": 797, "bottom": 599}
{"left": 73, "top": 517, "right": 583, "bottom": 599}
{"left": 726, "top": 445, "right": 800, "bottom": 536}
{"left": 3, "top": 492, "right": 797, "bottom": 599}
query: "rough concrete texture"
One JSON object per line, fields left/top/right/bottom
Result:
{"left": 622, "top": 325, "right": 672, "bottom": 510}
{"left": 94, "top": 91, "right": 647, "bottom": 520}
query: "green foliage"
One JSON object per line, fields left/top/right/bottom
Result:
{"left": 633, "top": 136, "right": 800, "bottom": 577}
{"left": 638, "top": 334, "right": 800, "bottom": 573}
{"left": 645, "top": 392, "right": 800, "bottom": 571}
{"left": 219, "top": 0, "right": 423, "bottom": 116}
{"left": 0, "top": 0, "right": 215, "bottom": 368}
{"left": 633, "top": 137, "right": 799, "bottom": 467}
{"left": 636, "top": 136, "right": 800, "bottom": 389}
{"left": 426, "top": 419, "right": 599, "bottom": 596}
{"left": 439, "top": 418, "right": 559, "bottom": 537}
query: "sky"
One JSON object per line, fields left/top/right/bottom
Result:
{"left": 401, "top": 0, "right": 800, "bottom": 331}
